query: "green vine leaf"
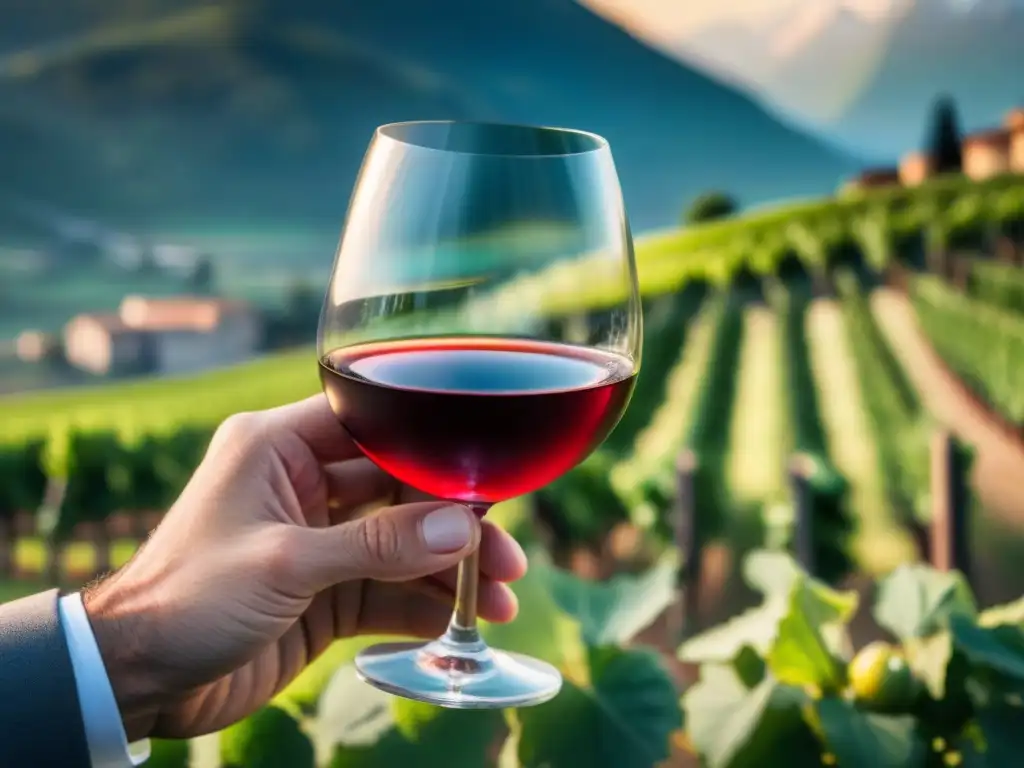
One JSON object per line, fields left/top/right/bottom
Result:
{"left": 975, "top": 706, "right": 1022, "bottom": 766}
{"left": 684, "top": 666, "right": 820, "bottom": 768}
{"left": 145, "top": 739, "right": 190, "bottom": 768}
{"left": 766, "top": 579, "right": 857, "bottom": 691}
{"left": 220, "top": 705, "right": 314, "bottom": 768}
{"left": 540, "top": 550, "right": 678, "bottom": 646}
{"left": 516, "top": 646, "right": 679, "bottom": 768}
{"left": 483, "top": 549, "right": 587, "bottom": 674}
{"left": 813, "top": 699, "right": 925, "bottom": 768}
{"left": 979, "top": 596, "right": 1024, "bottom": 629}
{"left": 905, "top": 632, "right": 954, "bottom": 700}
{"left": 679, "top": 600, "right": 788, "bottom": 663}
{"left": 318, "top": 666, "right": 504, "bottom": 768}
{"left": 276, "top": 636, "right": 387, "bottom": 715}
{"left": 950, "top": 615, "right": 1024, "bottom": 681}
{"left": 874, "top": 565, "right": 977, "bottom": 642}
{"left": 742, "top": 550, "right": 803, "bottom": 598}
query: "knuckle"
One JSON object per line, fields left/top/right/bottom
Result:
{"left": 213, "top": 411, "right": 265, "bottom": 456}
{"left": 263, "top": 529, "right": 299, "bottom": 580}
{"left": 360, "top": 515, "right": 401, "bottom": 563}
{"left": 218, "top": 411, "right": 263, "bottom": 442}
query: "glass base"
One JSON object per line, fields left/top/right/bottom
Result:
{"left": 354, "top": 633, "right": 563, "bottom": 709}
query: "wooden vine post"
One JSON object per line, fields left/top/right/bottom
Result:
{"left": 0, "top": 516, "right": 12, "bottom": 579}
{"left": 929, "top": 429, "right": 972, "bottom": 582}
{"left": 90, "top": 521, "right": 112, "bottom": 577}
{"left": 671, "top": 450, "right": 701, "bottom": 645}
{"left": 789, "top": 454, "right": 816, "bottom": 577}
{"left": 949, "top": 254, "right": 971, "bottom": 293}
{"left": 40, "top": 478, "right": 68, "bottom": 586}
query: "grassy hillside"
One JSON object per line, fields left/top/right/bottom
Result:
{"left": 0, "top": 0, "right": 853, "bottom": 233}
{"left": 2, "top": 173, "right": 1022, "bottom": 442}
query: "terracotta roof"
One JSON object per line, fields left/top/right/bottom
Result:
{"left": 901, "top": 151, "right": 933, "bottom": 165}
{"left": 67, "top": 313, "right": 132, "bottom": 334}
{"left": 1005, "top": 108, "right": 1024, "bottom": 130}
{"left": 854, "top": 167, "right": 900, "bottom": 185}
{"left": 964, "top": 128, "right": 1012, "bottom": 149}
{"left": 118, "top": 295, "right": 252, "bottom": 332}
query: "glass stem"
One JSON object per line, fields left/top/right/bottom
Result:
{"left": 445, "top": 503, "right": 490, "bottom": 644}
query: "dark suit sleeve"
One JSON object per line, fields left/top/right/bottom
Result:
{"left": 0, "top": 589, "right": 91, "bottom": 767}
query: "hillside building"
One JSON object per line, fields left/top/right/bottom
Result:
{"left": 963, "top": 129, "right": 1014, "bottom": 181}
{"left": 64, "top": 295, "right": 261, "bottom": 377}
{"left": 961, "top": 108, "right": 1024, "bottom": 181}
{"left": 842, "top": 167, "right": 901, "bottom": 194}
{"left": 898, "top": 152, "right": 935, "bottom": 187}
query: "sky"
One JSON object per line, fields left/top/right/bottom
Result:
{"left": 578, "top": 0, "right": 1024, "bottom": 157}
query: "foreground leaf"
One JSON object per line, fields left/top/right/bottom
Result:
{"left": 950, "top": 615, "right": 1024, "bottom": 681}
{"left": 684, "top": 667, "right": 820, "bottom": 768}
{"left": 906, "top": 632, "right": 954, "bottom": 700}
{"left": 979, "top": 596, "right": 1024, "bottom": 629}
{"left": 976, "top": 706, "right": 1022, "bottom": 766}
{"left": 733, "top": 645, "right": 767, "bottom": 688}
{"left": 874, "top": 565, "right": 976, "bottom": 642}
{"left": 316, "top": 665, "right": 394, "bottom": 753}
{"left": 498, "top": 712, "right": 522, "bottom": 768}
{"left": 516, "top": 646, "right": 679, "bottom": 768}
{"left": 319, "top": 666, "right": 504, "bottom": 768}
{"left": 146, "top": 739, "right": 189, "bottom": 768}
{"left": 679, "top": 600, "right": 787, "bottom": 663}
{"left": 767, "top": 579, "right": 856, "bottom": 691}
{"left": 276, "top": 636, "right": 390, "bottom": 714}
{"left": 743, "top": 550, "right": 803, "bottom": 598}
{"left": 814, "top": 699, "right": 924, "bottom": 768}
{"left": 221, "top": 705, "right": 314, "bottom": 768}
{"left": 541, "top": 550, "right": 678, "bottom": 646}
{"left": 483, "top": 549, "right": 587, "bottom": 673}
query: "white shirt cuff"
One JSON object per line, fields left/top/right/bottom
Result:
{"left": 59, "top": 592, "right": 152, "bottom": 767}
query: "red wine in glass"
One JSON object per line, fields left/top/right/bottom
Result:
{"left": 319, "top": 336, "right": 636, "bottom": 507}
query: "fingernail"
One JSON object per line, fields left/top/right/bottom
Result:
{"left": 422, "top": 505, "right": 473, "bottom": 553}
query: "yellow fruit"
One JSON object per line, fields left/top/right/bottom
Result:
{"left": 848, "top": 642, "right": 918, "bottom": 712}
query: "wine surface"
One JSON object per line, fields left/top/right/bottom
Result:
{"left": 319, "top": 337, "right": 636, "bottom": 504}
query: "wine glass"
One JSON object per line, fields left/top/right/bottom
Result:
{"left": 317, "top": 121, "right": 641, "bottom": 709}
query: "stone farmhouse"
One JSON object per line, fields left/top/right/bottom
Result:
{"left": 844, "top": 107, "right": 1024, "bottom": 192}
{"left": 63, "top": 295, "right": 262, "bottom": 377}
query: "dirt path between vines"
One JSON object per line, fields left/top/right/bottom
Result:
{"left": 807, "top": 300, "right": 919, "bottom": 574}
{"left": 872, "top": 288, "right": 1024, "bottom": 603}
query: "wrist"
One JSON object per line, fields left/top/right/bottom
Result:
{"left": 82, "top": 580, "right": 164, "bottom": 742}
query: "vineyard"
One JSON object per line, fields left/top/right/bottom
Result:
{"left": 3, "top": 174, "right": 1024, "bottom": 766}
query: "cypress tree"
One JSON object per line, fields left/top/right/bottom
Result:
{"left": 927, "top": 96, "right": 963, "bottom": 174}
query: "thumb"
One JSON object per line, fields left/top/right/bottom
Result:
{"left": 296, "top": 502, "right": 480, "bottom": 589}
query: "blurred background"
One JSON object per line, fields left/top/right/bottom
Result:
{"left": 1, "top": 1, "right": 1023, "bottom": 766}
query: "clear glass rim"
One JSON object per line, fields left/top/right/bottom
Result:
{"left": 374, "top": 120, "right": 610, "bottom": 158}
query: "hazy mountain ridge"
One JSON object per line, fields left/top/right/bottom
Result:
{"left": 579, "top": 0, "right": 1024, "bottom": 159}
{"left": 0, "top": 0, "right": 855, "bottom": 239}
{"left": 840, "top": 0, "right": 1024, "bottom": 155}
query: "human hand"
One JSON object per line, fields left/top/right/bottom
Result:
{"left": 83, "top": 395, "right": 527, "bottom": 741}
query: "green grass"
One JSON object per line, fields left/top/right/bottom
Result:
{"left": 0, "top": 347, "right": 318, "bottom": 440}
{"left": 0, "top": 539, "right": 139, "bottom": 605}
{"left": 805, "top": 301, "right": 916, "bottom": 574}
{"left": 13, "top": 537, "right": 138, "bottom": 573}
{"left": 0, "top": 579, "right": 46, "bottom": 604}
{"left": 611, "top": 297, "right": 720, "bottom": 527}
{"left": 727, "top": 305, "right": 785, "bottom": 503}
{"left": 2, "top": 173, "right": 1022, "bottom": 443}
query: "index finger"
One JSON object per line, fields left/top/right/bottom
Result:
{"left": 264, "top": 394, "right": 364, "bottom": 464}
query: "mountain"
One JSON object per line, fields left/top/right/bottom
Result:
{"left": 0, "top": 0, "right": 854, "bottom": 239}
{"left": 580, "top": 0, "right": 1024, "bottom": 160}
{"left": 838, "top": 1, "right": 1024, "bottom": 156}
